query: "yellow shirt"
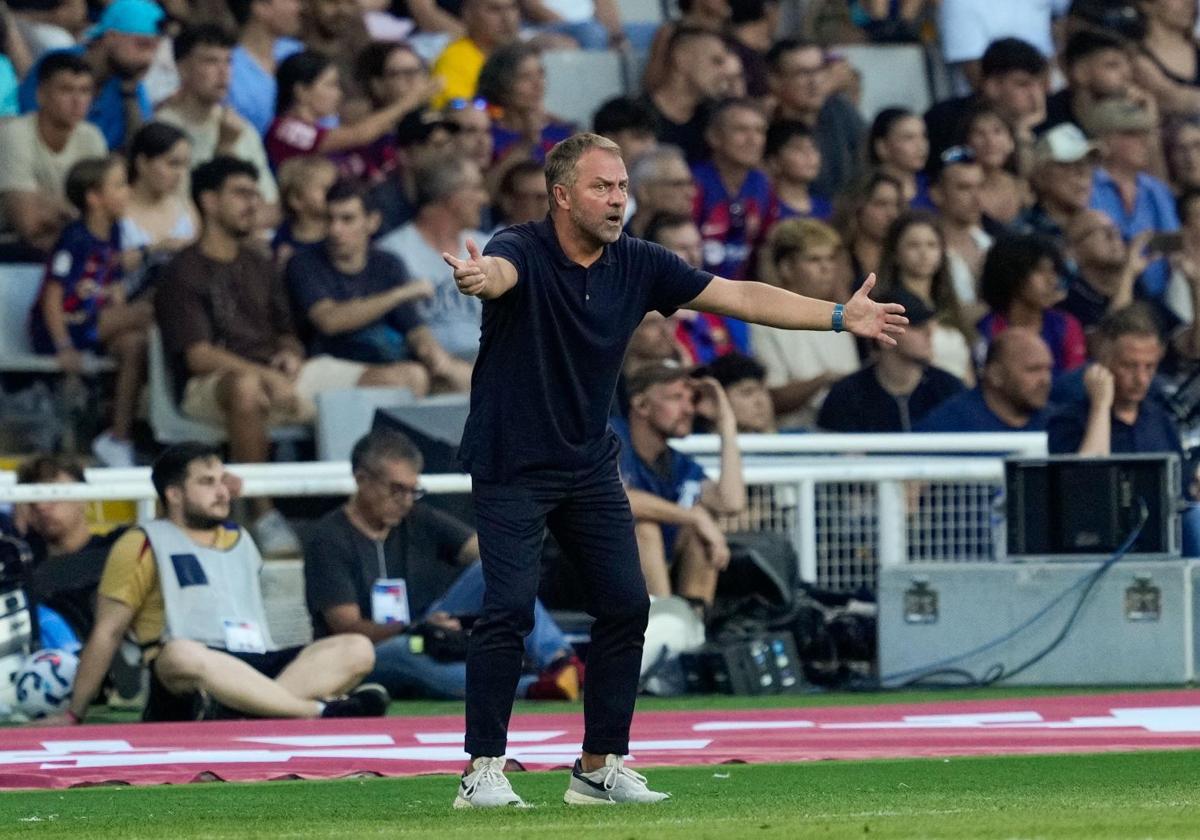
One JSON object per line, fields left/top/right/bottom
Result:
{"left": 98, "top": 524, "right": 243, "bottom": 661}
{"left": 432, "top": 37, "right": 486, "bottom": 109}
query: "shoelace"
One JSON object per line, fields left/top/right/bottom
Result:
{"left": 463, "top": 758, "right": 509, "bottom": 797}
{"left": 600, "top": 758, "right": 648, "bottom": 792}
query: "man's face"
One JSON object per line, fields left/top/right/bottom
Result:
{"left": 26, "top": 472, "right": 88, "bottom": 547}
{"left": 501, "top": 171, "right": 548, "bottom": 225}
{"left": 892, "top": 320, "right": 933, "bottom": 364}
{"left": 1108, "top": 334, "right": 1163, "bottom": 407}
{"left": 983, "top": 69, "right": 1045, "bottom": 123}
{"left": 725, "top": 377, "right": 775, "bottom": 433}
{"left": 467, "top": 0, "right": 520, "bottom": 47}
{"left": 310, "top": 0, "right": 358, "bottom": 36}
{"left": 638, "top": 157, "right": 696, "bottom": 217}
{"left": 37, "top": 71, "right": 94, "bottom": 126}
{"left": 1037, "top": 158, "right": 1095, "bottom": 212}
{"left": 781, "top": 243, "right": 838, "bottom": 299}
{"left": 210, "top": 174, "right": 262, "bottom": 238}
{"left": 449, "top": 105, "right": 493, "bottom": 169}
{"left": 1169, "top": 123, "right": 1200, "bottom": 189}
{"left": 769, "top": 46, "right": 826, "bottom": 113}
{"left": 990, "top": 339, "right": 1053, "bottom": 415}
{"left": 104, "top": 31, "right": 161, "bottom": 79}
{"left": 326, "top": 197, "right": 378, "bottom": 262}
{"left": 878, "top": 115, "right": 928, "bottom": 174}
{"left": 1106, "top": 130, "right": 1153, "bottom": 172}
{"left": 446, "top": 162, "right": 490, "bottom": 230}
{"left": 774, "top": 135, "right": 821, "bottom": 184}
{"left": 657, "top": 221, "right": 703, "bottom": 268}
{"left": 707, "top": 106, "right": 767, "bottom": 170}
{"left": 560, "top": 148, "right": 627, "bottom": 246}
{"left": 679, "top": 34, "right": 729, "bottom": 100}
{"left": 637, "top": 379, "right": 695, "bottom": 439}
{"left": 260, "top": 0, "right": 303, "bottom": 37}
{"left": 176, "top": 457, "right": 232, "bottom": 528}
{"left": 933, "top": 162, "right": 984, "bottom": 226}
{"left": 1069, "top": 210, "right": 1126, "bottom": 271}
{"left": 356, "top": 458, "right": 422, "bottom": 528}
{"left": 179, "top": 44, "right": 232, "bottom": 105}
{"left": 1075, "top": 48, "right": 1132, "bottom": 98}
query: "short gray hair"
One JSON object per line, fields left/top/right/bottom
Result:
{"left": 629, "top": 144, "right": 687, "bottom": 194}
{"left": 544, "top": 132, "right": 622, "bottom": 192}
{"left": 350, "top": 428, "right": 425, "bottom": 474}
{"left": 414, "top": 153, "right": 476, "bottom": 208}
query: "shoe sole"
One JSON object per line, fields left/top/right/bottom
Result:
{"left": 563, "top": 788, "right": 615, "bottom": 806}
{"left": 453, "top": 793, "right": 529, "bottom": 809}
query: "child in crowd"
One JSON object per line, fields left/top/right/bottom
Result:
{"left": 272, "top": 154, "right": 339, "bottom": 266}
{"left": 30, "top": 156, "right": 153, "bottom": 467}
{"left": 765, "top": 120, "right": 831, "bottom": 221}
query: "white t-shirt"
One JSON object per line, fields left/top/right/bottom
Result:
{"left": 156, "top": 103, "right": 279, "bottom": 205}
{"left": 939, "top": 0, "right": 1070, "bottom": 64}
{"left": 945, "top": 226, "right": 994, "bottom": 306}
{"left": 749, "top": 325, "right": 860, "bottom": 429}
{"left": 932, "top": 323, "right": 973, "bottom": 384}
{"left": 0, "top": 114, "right": 107, "bottom": 232}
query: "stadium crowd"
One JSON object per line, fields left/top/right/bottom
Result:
{"left": 5, "top": 0, "right": 1200, "bottom": 720}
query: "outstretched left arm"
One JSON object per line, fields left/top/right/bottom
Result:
{"left": 684, "top": 273, "right": 908, "bottom": 345}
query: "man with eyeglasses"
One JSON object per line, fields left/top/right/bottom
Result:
{"left": 303, "top": 428, "right": 583, "bottom": 702}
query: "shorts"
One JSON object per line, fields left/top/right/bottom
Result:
{"left": 142, "top": 645, "right": 304, "bottom": 722}
{"left": 180, "top": 355, "right": 367, "bottom": 425}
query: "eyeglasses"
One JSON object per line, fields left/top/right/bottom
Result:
{"left": 384, "top": 65, "right": 426, "bottom": 80}
{"left": 371, "top": 473, "right": 427, "bottom": 500}
{"left": 447, "top": 98, "right": 488, "bottom": 113}
{"left": 940, "top": 145, "right": 978, "bottom": 165}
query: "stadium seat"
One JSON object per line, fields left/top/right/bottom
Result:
{"left": 0, "top": 263, "right": 114, "bottom": 374}
{"left": 314, "top": 386, "right": 418, "bottom": 461}
{"left": 542, "top": 49, "right": 629, "bottom": 129}
{"left": 833, "top": 43, "right": 933, "bottom": 121}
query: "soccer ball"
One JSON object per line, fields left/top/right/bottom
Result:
{"left": 14, "top": 649, "right": 78, "bottom": 719}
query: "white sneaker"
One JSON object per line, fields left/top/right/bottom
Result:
{"left": 564, "top": 755, "right": 670, "bottom": 805}
{"left": 251, "top": 509, "right": 301, "bottom": 557}
{"left": 91, "top": 431, "right": 135, "bottom": 467}
{"left": 453, "top": 756, "right": 527, "bottom": 808}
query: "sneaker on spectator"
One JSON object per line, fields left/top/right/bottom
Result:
{"left": 321, "top": 683, "right": 389, "bottom": 718}
{"left": 526, "top": 654, "right": 584, "bottom": 701}
{"left": 252, "top": 509, "right": 302, "bottom": 557}
{"left": 454, "top": 756, "right": 527, "bottom": 808}
{"left": 91, "top": 431, "right": 135, "bottom": 467}
{"left": 564, "top": 755, "right": 671, "bottom": 805}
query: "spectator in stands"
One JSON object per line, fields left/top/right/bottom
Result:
{"left": 431, "top": 0, "right": 520, "bottom": 108}
{"left": 692, "top": 97, "right": 771, "bottom": 284}
{"left": 445, "top": 96, "right": 494, "bottom": 172}
{"left": 724, "top": 0, "right": 774, "bottom": 96}
{"left": 157, "top": 158, "right": 411, "bottom": 554}
{"left": 0, "top": 52, "right": 106, "bottom": 256}
{"left": 476, "top": 43, "right": 573, "bottom": 165}
{"left": 1133, "top": 0, "right": 1200, "bottom": 117}
{"left": 1021, "top": 123, "right": 1098, "bottom": 244}
{"left": 1044, "top": 29, "right": 1136, "bottom": 133}
{"left": 832, "top": 171, "right": 903, "bottom": 288}
{"left": 1164, "top": 115, "right": 1200, "bottom": 192}
{"left": 31, "top": 156, "right": 152, "bottom": 467}
{"left": 718, "top": 49, "right": 746, "bottom": 98}
{"left": 121, "top": 122, "right": 198, "bottom": 272}
{"left": 272, "top": 154, "right": 337, "bottom": 265}
{"left": 916, "top": 327, "right": 1053, "bottom": 432}
{"left": 369, "top": 107, "right": 463, "bottom": 234}
{"left": 266, "top": 50, "right": 428, "bottom": 170}
{"left": 1062, "top": 210, "right": 1153, "bottom": 332}
{"left": 15, "top": 454, "right": 129, "bottom": 646}
{"left": 643, "top": 27, "right": 727, "bottom": 162}
{"left": 818, "top": 288, "right": 964, "bottom": 432}
{"left": 962, "top": 105, "right": 1028, "bottom": 227}
{"left": 227, "top": 0, "right": 304, "bottom": 136}
{"left": 344, "top": 41, "right": 434, "bottom": 184}
{"left": 521, "top": 0, "right": 647, "bottom": 53}
{"left": 924, "top": 37, "right": 1048, "bottom": 170}
{"left": 287, "top": 178, "right": 471, "bottom": 389}
{"left": 931, "top": 145, "right": 992, "bottom": 310}
{"left": 615, "top": 362, "right": 745, "bottom": 607}
{"left": 48, "top": 443, "right": 388, "bottom": 726}
{"left": 1085, "top": 97, "right": 1179, "bottom": 299}
{"left": 156, "top": 24, "right": 280, "bottom": 225}
{"left": 765, "top": 120, "right": 830, "bottom": 222}
{"left": 593, "top": 95, "right": 658, "bottom": 166}
{"left": 299, "top": 0, "right": 370, "bottom": 98}
{"left": 379, "top": 154, "right": 488, "bottom": 362}
{"left": 765, "top": 38, "right": 866, "bottom": 198}
{"left": 641, "top": 0, "right": 729, "bottom": 95}
{"left": 1164, "top": 189, "right": 1200, "bottom": 358}
{"left": 626, "top": 145, "right": 695, "bottom": 239}
{"left": 1049, "top": 303, "right": 1182, "bottom": 457}
{"left": 841, "top": 0, "right": 925, "bottom": 43}
{"left": 937, "top": 1, "right": 1059, "bottom": 92}
{"left": 751, "top": 218, "right": 860, "bottom": 429}
{"left": 305, "top": 428, "right": 582, "bottom": 700}
{"left": 491, "top": 159, "right": 548, "bottom": 230}
{"left": 8, "top": 0, "right": 89, "bottom": 62}
{"left": 0, "top": 7, "right": 24, "bottom": 115}
{"left": 698, "top": 351, "right": 778, "bottom": 433}
{"left": 877, "top": 211, "right": 975, "bottom": 384}
{"left": 869, "top": 107, "right": 931, "bottom": 209}
{"left": 18, "top": 0, "right": 163, "bottom": 151}
{"left": 977, "top": 232, "right": 1086, "bottom": 375}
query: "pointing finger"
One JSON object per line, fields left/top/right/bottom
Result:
{"left": 442, "top": 252, "right": 464, "bottom": 270}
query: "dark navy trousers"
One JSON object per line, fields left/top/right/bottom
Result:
{"left": 464, "top": 456, "right": 650, "bottom": 758}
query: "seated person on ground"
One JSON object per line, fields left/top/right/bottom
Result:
{"left": 304, "top": 428, "right": 582, "bottom": 701}
{"left": 44, "top": 443, "right": 388, "bottom": 726}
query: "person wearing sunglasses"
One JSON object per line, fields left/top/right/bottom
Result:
{"left": 444, "top": 96, "right": 494, "bottom": 172}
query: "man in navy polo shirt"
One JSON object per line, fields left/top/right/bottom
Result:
{"left": 441, "top": 132, "right": 906, "bottom": 808}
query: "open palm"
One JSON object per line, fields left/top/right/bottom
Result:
{"left": 843, "top": 274, "right": 908, "bottom": 345}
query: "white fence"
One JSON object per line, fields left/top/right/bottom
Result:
{"left": 0, "top": 433, "right": 1046, "bottom": 592}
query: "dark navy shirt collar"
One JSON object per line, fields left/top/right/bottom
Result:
{"left": 533, "top": 215, "right": 616, "bottom": 269}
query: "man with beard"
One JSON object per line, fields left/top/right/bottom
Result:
{"left": 18, "top": 0, "right": 164, "bottom": 150}
{"left": 440, "top": 132, "right": 905, "bottom": 807}
{"left": 916, "top": 328, "right": 1053, "bottom": 432}
{"left": 43, "top": 443, "right": 388, "bottom": 726}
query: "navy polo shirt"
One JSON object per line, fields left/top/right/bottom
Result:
{"left": 1048, "top": 397, "right": 1182, "bottom": 458}
{"left": 816, "top": 364, "right": 964, "bottom": 432}
{"left": 915, "top": 388, "right": 1049, "bottom": 433}
{"left": 460, "top": 217, "right": 713, "bottom": 480}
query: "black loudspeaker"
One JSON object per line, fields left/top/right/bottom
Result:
{"left": 1005, "top": 454, "right": 1181, "bottom": 560}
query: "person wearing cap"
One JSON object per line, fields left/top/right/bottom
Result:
{"left": 1086, "top": 97, "right": 1179, "bottom": 299}
{"left": 1020, "top": 122, "right": 1099, "bottom": 244}
{"left": 818, "top": 288, "right": 962, "bottom": 433}
{"left": 440, "top": 132, "right": 904, "bottom": 808}
{"left": 17, "top": 0, "right": 163, "bottom": 150}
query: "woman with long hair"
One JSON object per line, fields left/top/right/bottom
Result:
{"left": 832, "top": 171, "right": 904, "bottom": 288}
{"left": 122, "top": 122, "right": 198, "bottom": 265}
{"left": 963, "top": 105, "right": 1030, "bottom": 225}
{"left": 868, "top": 107, "right": 932, "bottom": 209}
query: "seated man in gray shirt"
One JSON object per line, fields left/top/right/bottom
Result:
{"left": 303, "top": 428, "right": 583, "bottom": 700}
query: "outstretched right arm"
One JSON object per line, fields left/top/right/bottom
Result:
{"left": 442, "top": 238, "right": 518, "bottom": 300}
